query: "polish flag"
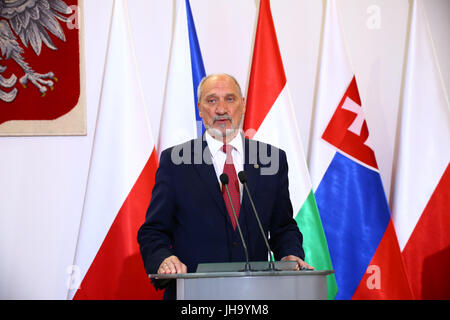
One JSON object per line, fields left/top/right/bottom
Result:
{"left": 68, "top": 0, "right": 161, "bottom": 299}
{"left": 243, "top": 0, "right": 337, "bottom": 299}
{"left": 308, "top": 0, "right": 412, "bottom": 299}
{"left": 391, "top": 0, "right": 450, "bottom": 300}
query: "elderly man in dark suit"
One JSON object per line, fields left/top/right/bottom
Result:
{"left": 138, "top": 73, "right": 311, "bottom": 300}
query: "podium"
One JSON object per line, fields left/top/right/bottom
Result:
{"left": 149, "top": 261, "right": 334, "bottom": 300}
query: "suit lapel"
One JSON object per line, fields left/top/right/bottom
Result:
{"left": 192, "top": 137, "right": 228, "bottom": 219}
{"left": 192, "top": 136, "right": 261, "bottom": 228}
{"left": 242, "top": 138, "right": 261, "bottom": 215}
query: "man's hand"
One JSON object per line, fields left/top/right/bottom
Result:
{"left": 281, "top": 255, "right": 314, "bottom": 270}
{"left": 158, "top": 255, "right": 187, "bottom": 274}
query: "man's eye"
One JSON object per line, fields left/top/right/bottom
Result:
{"left": 208, "top": 99, "right": 216, "bottom": 104}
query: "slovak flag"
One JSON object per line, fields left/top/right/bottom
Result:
{"left": 315, "top": 78, "right": 412, "bottom": 299}
{"left": 309, "top": 0, "right": 412, "bottom": 299}
{"left": 158, "top": 0, "right": 206, "bottom": 155}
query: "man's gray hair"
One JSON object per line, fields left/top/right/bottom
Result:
{"left": 197, "top": 73, "right": 243, "bottom": 102}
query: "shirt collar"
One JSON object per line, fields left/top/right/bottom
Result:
{"left": 205, "top": 130, "right": 244, "bottom": 158}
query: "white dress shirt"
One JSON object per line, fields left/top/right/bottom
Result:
{"left": 205, "top": 131, "right": 295, "bottom": 262}
{"left": 205, "top": 131, "right": 244, "bottom": 201}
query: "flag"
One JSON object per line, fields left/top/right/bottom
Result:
{"left": 391, "top": 0, "right": 450, "bottom": 300}
{"left": 68, "top": 0, "right": 161, "bottom": 299}
{"left": 308, "top": 0, "right": 412, "bottom": 300}
{"left": 158, "top": 0, "right": 206, "bottom": 155}
{"left": 243, "top": 0, "right": 337, "bottom": 299}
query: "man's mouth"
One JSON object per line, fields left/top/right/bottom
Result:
{"left": 213, "top": 116, "right": 232, "bottom": 127}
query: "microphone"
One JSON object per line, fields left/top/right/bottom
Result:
{"left": 238, "top": 171, "right": 276, "bottom": 271}
{"left": 220, "top": 173, "right": 251, "bottom": 272}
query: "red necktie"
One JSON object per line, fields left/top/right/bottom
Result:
{"left": 222, "top": 144, "right": 240, "bottom": 230}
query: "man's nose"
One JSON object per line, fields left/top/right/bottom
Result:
{"left": 215, "top": 100, "right": 227, "bottom": 114}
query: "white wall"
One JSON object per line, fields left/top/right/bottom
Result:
{"left": 0, "top": 0, "right": 448, "bottom": 299}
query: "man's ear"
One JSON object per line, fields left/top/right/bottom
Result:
{"left": 197, "top": 102, "right": 202, "bottom": 117}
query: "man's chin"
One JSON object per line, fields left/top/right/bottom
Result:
{"left": 206, "top": 127, "right": 238, "bottom": 140}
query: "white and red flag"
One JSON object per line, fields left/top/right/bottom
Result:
{"left": 68, "top": 0, "right": 161, "bottom": 299}
{"left": 391, "top": 0, "right": 450, "bottom": 300}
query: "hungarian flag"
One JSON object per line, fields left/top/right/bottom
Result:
{"left": 158, "top": 0, "right": 206, "bottom": 155}
{"left": 243, "top": 0, "right": 337, "bottom": 299}
{"left": 308, "top": 0, "right": 412, "bottom": 300}
{"left": 68, "top": 0, "right": 160, "bottom": 299}
{"left": 391, "top": 0, "right": 450, "bottom": 300}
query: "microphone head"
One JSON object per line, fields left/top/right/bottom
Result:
{"left": 220, "top": 173, "right": 229, "bottom": 185}
{"left": 237, "top": 171, "right": 247, "bottom": 183}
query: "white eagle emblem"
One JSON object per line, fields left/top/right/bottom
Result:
{"left": 0, "top": 0, "right": 73, "bottom": 102}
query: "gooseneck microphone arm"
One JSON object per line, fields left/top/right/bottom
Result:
{"left": 220, "top": 173, "right": 251, "bottom": 272}
{"left": 238, "top": 171, "right": 276, "bottom": 271}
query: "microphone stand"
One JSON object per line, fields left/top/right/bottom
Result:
{"left": 220, "top": 174, "right": 251, "bottom": 272}
{"left": 238, "top": 171, "right": 277, "bottom": 271}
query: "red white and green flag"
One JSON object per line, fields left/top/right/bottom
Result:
{"left": 243, "top": 0, "right": 337, "bottom": 299}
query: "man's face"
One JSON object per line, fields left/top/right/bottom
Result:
{"left": 198, "top": 75, "right": 246, "bottom": 141}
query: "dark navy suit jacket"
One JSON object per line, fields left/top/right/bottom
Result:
{"left": 137, "top": 136, "right": 304, "bottom": 299}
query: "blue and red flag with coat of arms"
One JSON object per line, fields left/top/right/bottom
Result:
{"left": 315, "top": 77, "right": 412, "bottom": 299}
